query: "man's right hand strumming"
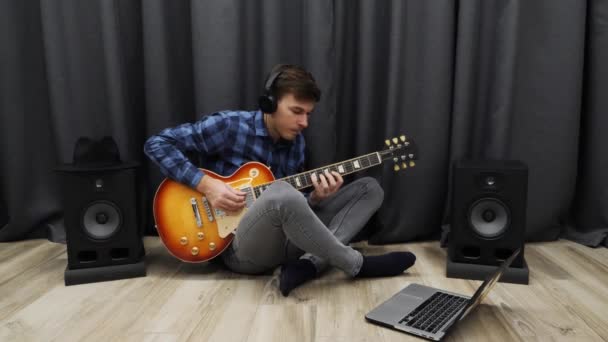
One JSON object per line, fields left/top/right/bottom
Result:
{"left": 197, "top": 176, "right": 246, "bottom": 213}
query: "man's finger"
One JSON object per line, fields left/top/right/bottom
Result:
{"left": 325, "top": 170, "right": 336, "bottom": 187}
{"left": 226, "top": 185, "right": 246, "bottom": 197}
{"left": 221, "top": 198, "right": 245, "bottom": 212}
{"left": 311, "top": 173, "right": 319, "bottom": 186}
{"left": 231, "top": 187, "right": 247, "bottom": 196}
{"left": 331, "top": 171, "right": 343, "bottom": 184}
{"left": 330, "top": 172, "right": 343, "bottom": 192}
{"left": 319, "top": 174, "right": 329, "bottom": 192}
{"left": 224, "top": 189, "right": 246, "bottom": 203}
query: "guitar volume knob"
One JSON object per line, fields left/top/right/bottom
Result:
{"left": 197, "top": 232, "right": 205, "bottom": 240}
{"left": 180, "top": 237, "right": 188, "bottom": 245}
{"left": 209, "top": 242, "right": 216, "bottom": 251}
{"left": 191, "top": 247, "right": 199, "bottom": 255}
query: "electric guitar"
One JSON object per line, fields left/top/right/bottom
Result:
{"left": 153, "top": 135, "right": 418, "bottom": 262}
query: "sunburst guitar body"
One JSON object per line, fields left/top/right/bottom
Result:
{"left": 153, "top": 135, "right": 418, "bottom": 262}
{"left": 154, "top": 162, "right": 274, "bottom": 263}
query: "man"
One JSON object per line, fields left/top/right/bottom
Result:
{"left": 144, "top": 64, "right": 415, "bottom": 296}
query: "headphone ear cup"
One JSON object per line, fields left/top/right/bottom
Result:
{"left": 258, "top": 94, "right": 277, "bottom": 113}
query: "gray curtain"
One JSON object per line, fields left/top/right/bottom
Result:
{"left": 1, "top": 0, "right": 606, "bottom": 247}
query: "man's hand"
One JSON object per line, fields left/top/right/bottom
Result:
{"left": 309, "top": 170, "right": 343, "bottom": 205}
{"left": 196, "top": 176, "right": 246, "bottom": 213}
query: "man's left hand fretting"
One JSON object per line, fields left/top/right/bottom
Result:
{"left": 310, "top": 170, "right": 343, "bottom": 205}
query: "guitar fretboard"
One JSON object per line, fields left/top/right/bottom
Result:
{"left": 252, "top": 152, "right": 381, "bottom": 198}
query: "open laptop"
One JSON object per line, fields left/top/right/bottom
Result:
{"left": 365, "top": 248, "right": 521, "bottom": 341}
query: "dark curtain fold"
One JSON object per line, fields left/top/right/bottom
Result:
{"left": 568, "top": 0, "right": 608, "bottom": 247}
{"left": 1, "top": 0, "right": 606, "bottom": 247}
{"left": 334, "top": 1, "right": 458, "bottom": 242}
{"left": 1, "top": 0, "right": 60, "bottom": 241}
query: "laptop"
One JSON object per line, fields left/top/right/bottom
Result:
{"left": 365, "top": 248, "right": 521, "bottom": 341}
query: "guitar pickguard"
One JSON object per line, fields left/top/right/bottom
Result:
{"left": 216, "top": 210, "right": 247, "bottom": 238}
{"left": 215, "top": 177, "right": 253, "bottom": 238}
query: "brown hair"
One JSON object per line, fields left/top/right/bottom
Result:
{"left": 270, "top": 64, "right": 321, "bottom": 102}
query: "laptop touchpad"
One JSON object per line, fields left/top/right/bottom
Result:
{"left": 367, "top": 293, "right": 425, "bottom": 325}
{"left": 397, "top": 293, "right": 425, "bottom": 308}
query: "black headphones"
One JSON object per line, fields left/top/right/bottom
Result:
{"left": 258, "top": 64, "right": 286, "bottom": 114}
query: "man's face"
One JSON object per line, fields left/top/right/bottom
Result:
{"left": 271, "top": 93, "right": 315, "bottom": 141}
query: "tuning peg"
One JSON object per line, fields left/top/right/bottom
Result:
{"left": 385, "top": 139, "right": 391, "bottom": 146}
{"left": 394, "top": 164, "right": 400, "bottom": 171}
{"left": 392, "top": 137, "right": 399, "bottom": 144}
{"left": 409, "top": 161, "right": 416, "bottom": 167}
{"left": 400, "top": 135, "right": 406, "bottom": 142}
{"left": 401, "top": 162, "right": 408, "bottom": 169}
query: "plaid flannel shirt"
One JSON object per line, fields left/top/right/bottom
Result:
{"left": 144, "top": 110, "right": 306, "bottom": 189}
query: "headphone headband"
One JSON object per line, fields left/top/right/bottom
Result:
{"left": 264, "top": 64, "right": 286, "bottom": 94}
{"left": 259, "top": 64, "right": 287, "bottom": 113}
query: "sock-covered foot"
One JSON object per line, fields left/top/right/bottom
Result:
{"left": 279, "top": 259, "right": 317, "bottom": 297}
{"left": 355, "top": 252, "right": 416, "bottom": 278}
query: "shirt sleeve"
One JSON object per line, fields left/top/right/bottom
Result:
{"left": 144, "top": 113, "right": 229, "bottom": 189}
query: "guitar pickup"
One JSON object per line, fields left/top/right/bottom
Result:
{"left": 190, "top": 198, "right": 203, "bottom": 228}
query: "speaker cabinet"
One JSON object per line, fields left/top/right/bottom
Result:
{"left": 57, "top": 163, "right": 146, "bottom": 285}
{"left": 447, "top": 160, "right": 529, "bottom": 284}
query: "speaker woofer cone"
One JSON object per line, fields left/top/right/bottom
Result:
{"left": 82, "top": 200, "right": 122, "bottom": 240}
{"left": 468, "top": 198, "right": 510, "bottom": 239}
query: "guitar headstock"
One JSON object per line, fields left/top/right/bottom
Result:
{"left": 379, "top": 135, "right": 419, "bottom": 172}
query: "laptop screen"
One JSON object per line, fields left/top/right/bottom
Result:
{"left": 456, "top": 248, "right": 521, "bottom": 320}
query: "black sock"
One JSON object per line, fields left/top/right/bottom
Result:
{"left": 355, "top": 252, "right": 416, "bottom": 278}
{"left": 279, "top": 259, "right": 317, "bottom": 297}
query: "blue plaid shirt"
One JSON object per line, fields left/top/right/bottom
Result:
{"left": 144, "top": 110, "right": 306, "bottom": 189}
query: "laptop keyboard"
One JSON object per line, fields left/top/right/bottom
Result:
{"left": 399, "top": 292, "right": 468, "bottom": 334}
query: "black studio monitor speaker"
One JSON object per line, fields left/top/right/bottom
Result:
{"left": 56, "top": 137, "right": 146, "bottom": 286}
{"left": 447, "top": 160, "right": 529, "bottom": 284}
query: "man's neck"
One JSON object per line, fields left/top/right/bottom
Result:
{"left": 263, "top": 113, "right": 280, "bottom": 142}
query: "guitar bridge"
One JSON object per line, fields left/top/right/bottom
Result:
{"left": 202, "top": 197, "right": 214, "bottom": 222}
{"left": 190, "top": 198, "right": 203, "bottom": 228}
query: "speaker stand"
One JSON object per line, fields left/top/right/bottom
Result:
{"left": 446, "top": 258, "right": 529, "bottom": 285}
{"left": 65, "top": 260, "right": 146, "bottom": 286}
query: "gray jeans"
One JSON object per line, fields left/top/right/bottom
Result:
{"left": 221, "top": 177, "right": 384, "bottom": 276}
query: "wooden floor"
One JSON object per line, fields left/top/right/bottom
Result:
{"left": 1, "top": 237, "right": 607, "bottom": 342}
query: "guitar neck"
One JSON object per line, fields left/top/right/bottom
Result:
{"left": 252, "top": 152, "right": 382, "bottom": 197}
